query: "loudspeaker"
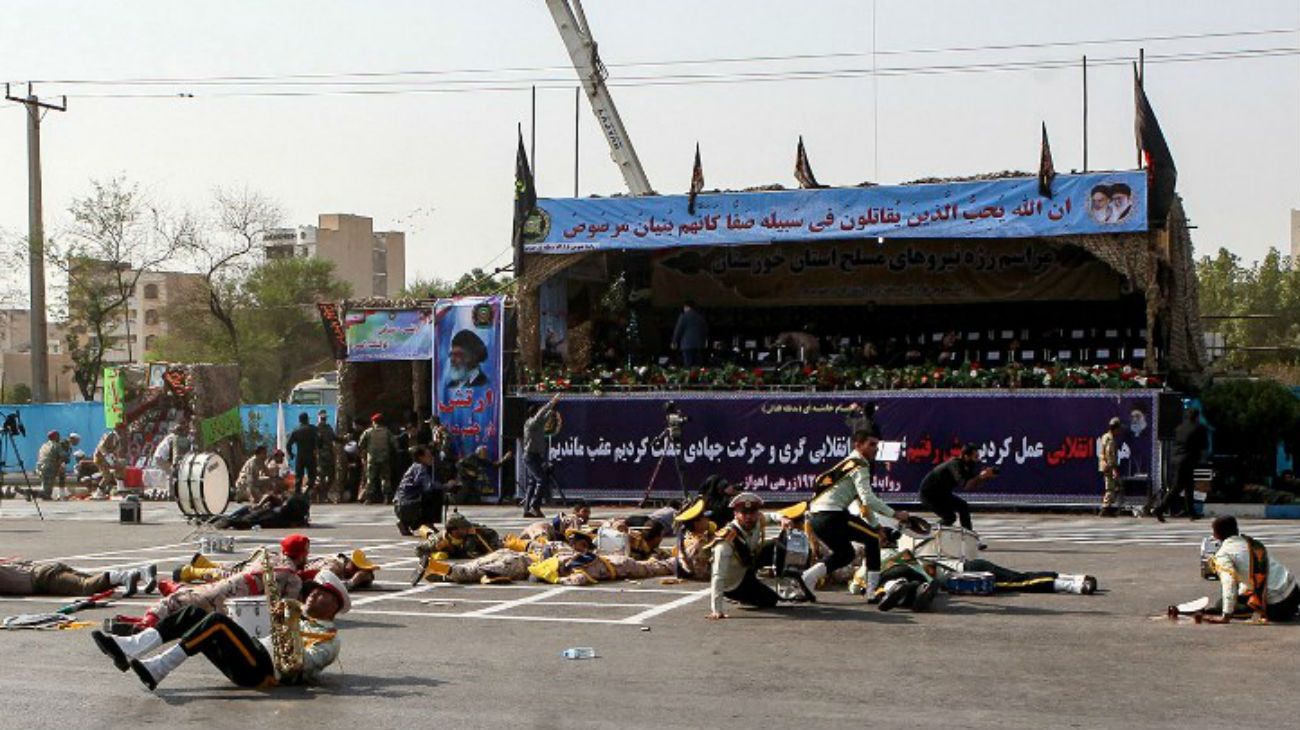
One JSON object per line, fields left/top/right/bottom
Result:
{"left": 1157, "top": 393, "right": 1183, "bottom": 440}
{"left": 503, "top": 396, "right": 529, "bottom": 439}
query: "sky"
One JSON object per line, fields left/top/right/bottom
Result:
{"left": 1, "top": 0, "right": 1298, "bottom": 302}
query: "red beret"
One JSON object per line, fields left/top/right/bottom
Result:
{"left": 370, "top": 413, "right": 383, "bottom": 422}
{"left": 280, "top": 534, "right": 310, "bottom": 559}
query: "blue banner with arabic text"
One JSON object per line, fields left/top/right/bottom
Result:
{"left": 523, "top": 171, "right": 1147, "bottom": 253}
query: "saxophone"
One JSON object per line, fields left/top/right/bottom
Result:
{"left": 260, "top": 548, "right": 304, "bottom": 678}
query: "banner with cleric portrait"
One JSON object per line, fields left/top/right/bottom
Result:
{"left": 433, "top": 296, "right": 505, "bottom": 486}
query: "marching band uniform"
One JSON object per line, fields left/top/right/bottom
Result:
{"left": 707, "top": 494, "right": 782, "bottom": 614}
{"left": 141, "top": 536, "right": 310, "bottom": 627}
{"left": 673, "top": 499, "right": 718, "bottom": 580}
{"left": 1211, "top": 535, "right": 1300, "bottom": 621}
{"left": 802, "top": 450, "right": 897, "bottom": 600}
{"left": 94, "top": 571, "right": 349, "bottom": 691}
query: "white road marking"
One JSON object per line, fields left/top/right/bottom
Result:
{"left": 351, "top": 608, "right": 629, "bottom": 626}
{"left": 619, "top": 588, "right": 710, "bottom": 624}
{"left": 464, "top": 586, "right": 569, "bottom": 616}
{"left": 352, "top": 584, "right": 433, "bottom": 607}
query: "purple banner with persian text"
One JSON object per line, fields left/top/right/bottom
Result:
{"left": 526, "top": 390, "right": 1160, "bottom": 505}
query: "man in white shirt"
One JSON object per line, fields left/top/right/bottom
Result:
{"left": 800, "top": 431, "right": 910, "bottom": 603}
{"left": 706, "top": 492, "right": 790, "bottom": 620}
{"left": 1202, "top": 516, "right": 1300, "bottom": 623}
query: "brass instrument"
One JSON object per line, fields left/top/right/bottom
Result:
{"left": 260, "top": 548, "right": 304, "bottom": 678}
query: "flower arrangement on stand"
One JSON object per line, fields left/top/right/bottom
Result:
{"left": 520, "top": 362, "right": 1161, "bottom": 393}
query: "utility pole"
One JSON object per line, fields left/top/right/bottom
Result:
{"left": 5, "top": 83, "right": 66, "bottom": 403}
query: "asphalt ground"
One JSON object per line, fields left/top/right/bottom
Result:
{"left": 1, "top": 500, "right": 1299, "bottom": 730}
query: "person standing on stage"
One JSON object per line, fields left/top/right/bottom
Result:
{"left": 919, "top": 443, "right": 997, "bottom": 536}
{"left": 800, "top": 431, "right": 910, "bottom": 602}
{"left": 1154, "top": 408, "right": 1208, "bottom": 522}
{"left": 671, "top": 300, "right": 709, "bottom": 368}
{"left": 1098, "top": 417, "right": 1125, "bottom": 517}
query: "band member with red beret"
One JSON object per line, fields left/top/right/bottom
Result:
{"left": 93, "top": 570, "right": 349, "bottom": 690}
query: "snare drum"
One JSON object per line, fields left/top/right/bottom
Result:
{"left": 900, "top": 525, "right": 980, "bottom": 561}
{"left": 227, "top": 597, "right": 271, "bottom": 639}
{"left": 945, "top": 571, "right": 996, "bottom": 595}
{"left": 176, "top": 452, "right": 231, "bottom": 519}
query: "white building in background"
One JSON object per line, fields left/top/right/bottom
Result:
{"left": 263, "top": 213, "right": 406, "bottom": 298}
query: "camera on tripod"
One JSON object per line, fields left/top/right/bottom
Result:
{"left": 2, "top": 411, "right": 25, "bottom": 438}
{"left": 663, "top": 401, "right": 689, "bottom": 442}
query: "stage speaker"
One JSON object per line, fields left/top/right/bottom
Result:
{"left": 503, "top": 396, "right": 529, "bottom": 439}
{"left": 1157, "top": 393, "right": 1184, "bottom": 439}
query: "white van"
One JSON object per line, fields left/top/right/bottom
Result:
{"left": 289, "top": 371, "right": 338, "bottom": 406}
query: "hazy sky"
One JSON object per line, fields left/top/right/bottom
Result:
{"left": 1, "top": 1, "right": 1297, "bottom": 300}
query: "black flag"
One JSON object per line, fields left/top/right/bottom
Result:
{"left": 1037, "top": 122, "right": 1056, "bottom": 198}
{"left": 688, "top": 143, "right": 704, "bottom": 215}
{"left": 795, "top": 136, "right": 824, "bottom": 189}
{"left": 1134, "top": 65, "right": 1177, "bottom": 226}
{"left": 512, "top": 125, "right": 537, "bottom": 278}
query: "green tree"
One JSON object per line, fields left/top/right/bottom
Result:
{"left": 154, "top": 256, "right": 350, "bottom": 402}
{"left": 56, "top": 178, "right": 189, "bottom": 399}
{"left": 398, "top": 276, "right": 456, "bottom": 299}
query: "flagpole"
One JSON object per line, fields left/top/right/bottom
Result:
{"left": 573, "top": 86, "right": 580, "bottom": 198}
{"left": 1137, "top": 49, "right": 1144, "bottom": 168}
{"left": 1082, "top": 55, "right": 1088, "bottom": 173}
{"left": 531, "top": 85, "right": 537, "bottom": 182}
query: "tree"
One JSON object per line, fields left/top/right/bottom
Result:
{"left": 398, "top": 276, "right": 456, "bottom": 300}
{"left": 153, "top": 256, "right": 351, "bottom": 402}
{"left": 55, "top": 178, "right": 189, "bottom": 399}
{"left": 181, "top": 187, "right": 282, "bottom": 359}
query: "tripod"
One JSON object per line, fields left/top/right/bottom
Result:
{"left": 541, "top": 434, "right": 569, "bottom": 507}
{"left": 0, "top": 429, "right": 44, "bottom": 520}
{"left": 638, "top": 427, "right": 688, "bottom": 508}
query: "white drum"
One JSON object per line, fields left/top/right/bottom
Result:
{"left": 227, "top": 597, "right": 271, "bottom": 639}
{"left": 900, "top": 525, "right": 980, "bottom": 561}
{"left": 176, "top": 452, "right": 231, "bottom": 518}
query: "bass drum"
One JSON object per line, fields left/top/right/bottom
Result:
{"left": 176, "top": 452, "right": 231, "bottom": 518}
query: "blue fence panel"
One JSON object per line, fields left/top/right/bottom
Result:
{"left": 0, "top": 402, "right": 106, "bottom": 475}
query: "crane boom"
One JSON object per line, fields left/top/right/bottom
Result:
{"left": 544, "top": 0, "right": 654, "bottom": 195}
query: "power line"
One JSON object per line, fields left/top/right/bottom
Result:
{"left": 15, "top": 26, "right": 1297, "bottom": 88}
{"left": 45, "top": 45, "right": 1300, "bottom": 99}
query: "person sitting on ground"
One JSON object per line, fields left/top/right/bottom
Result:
{"left": 706, "top": 492, "right": 793, "bottom": 620}
{"left": 92, "top": 570, "right": 348, "bottom": 691}
{"left": 452, "top": 445, "right": 512, "bottom": 504}
{"left": 1176, "top": 516, "right": 1300, "bottom": 624}
{"left": 1, "top": 557, "right": 157, "bottom": 597}
{"left": 127, "top": 535, "right": 310, "bottom": 630}
{"left": 394, "top": 445, "right": 441, "bottom": 536}
{"left": 234, "top": 445, "right": 277, "bottom": 503}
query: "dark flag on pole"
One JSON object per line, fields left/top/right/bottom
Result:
{"left": 688, "top": 143, "right": 704, "bottom": 215}
{"left": 1037, "top": 122, "right": 1056, "bottom": 198}
{"left": 1134, "top": 65, "right": 1177, "bottom": 226}
{"left": 795, "top": 136, "right": 824, "bottom": 189}
{"left": 512, "top": 124, "right": 537, "bottom": 278}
